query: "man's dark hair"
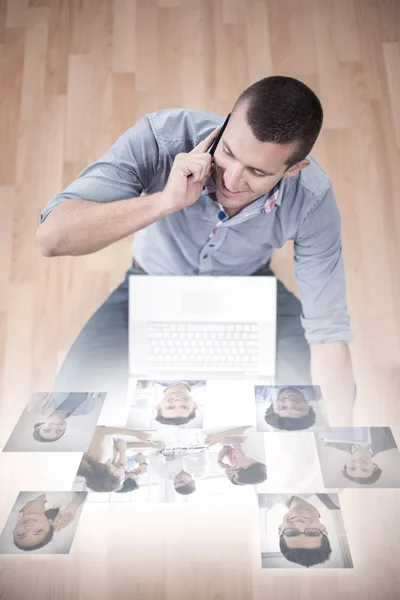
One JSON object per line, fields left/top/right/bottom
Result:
{"left": 264, "top": 404, "right": 316, "bottom": 431}
{"left": 77, "top": 455, "right": 124, "bottom": 492}
{"left": 175, "top": 482, "right": 196, "bottom": 495}
{"left": 279, "top": 533, "right": 332, "bottom": 567}
{"left": 32, "top": 423, "right": 66, "bottom": 442}
{"left": 115, "top": 478, "right": 140, "bottom": 494}
{"left": 342, "top": 464, "right": 382, "bottom": 485}
{"left": 232, "top": 462, "right": 267, "bottom": 485}
{"left": 155, "top": 409, "right": 196, "bottom": 426}
{"left": 234, "top": 76, "right": 323, "bottom": 167}
{"left": 13, "top": 508, "right": 60, "bottom": 552}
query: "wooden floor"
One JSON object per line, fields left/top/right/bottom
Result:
{"left": 0, "top": 0, "right": 400, "bottom": 598}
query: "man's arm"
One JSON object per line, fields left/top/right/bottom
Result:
{"left": 310, "top": 342, "right": 354, "bottom": 425}
{"left": 36, "top": 116, "right": 171, "bottom": 257}
{"left": 37, "top": 115, "right": 220, "bottom": 257}
{"left": 293, "top": 184, "right": 355, "bottom": 425}
{"left": 36, "top": 193, "right": 176, "bottom": 257}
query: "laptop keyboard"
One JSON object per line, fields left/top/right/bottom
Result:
{"left": 146, "top": 322, "right": 259, "bottom": 368}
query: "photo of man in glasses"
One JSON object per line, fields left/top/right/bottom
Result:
{"left": 258, "top": 493, "right": 352, "bottom": 568}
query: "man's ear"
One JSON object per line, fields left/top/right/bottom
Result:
{"left": 283, "top": 159, "right": 310, "bottom": 179}
{"left": 278, "top": 527, "right": 283, "bottom": 534}
{"left": 321, "top": 525, "right": 328, "bottom": 534}
{"left": 155, "top": 404, "right": 160, "bottom": 410}
{"left": 193, "top": 403, "right": 198, "bottom": 410}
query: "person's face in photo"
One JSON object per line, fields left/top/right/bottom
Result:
{"left": 105, "top": 459, "right": 125, "bottom": 479}
{"left": 13, "top": 513, "right": 51, "bottom": 550}
{"left": 345, "top": 448, "right": 376, "bottom": 479}
{"left": 173, "top": 471, "right": 195, "bottom": 490}
{"left": 34, "top": 416, "right": 67, "bottom": 441}
{"left": 229, "top": 444, "right": 255, "bottom": 470}
{"left": 278, "top": 497, "right": 327, "bottom": 550}
{"left": 273, "top": 388, "right": 310, "bottom": 419}
{"left": 156, "top": 383, "right": 198, "bottom": 421}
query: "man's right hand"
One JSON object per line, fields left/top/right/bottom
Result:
{"left": 162, "top": 126, "right": 222, "bottom": 212}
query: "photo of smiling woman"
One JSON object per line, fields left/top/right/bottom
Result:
{"left": 2, "top": 392, "right": 106, "bottom": 452}
{"left": 254, "top": 385, "right": 329, "bottom": 432}
{"left": 74, "top": 426, "right": 165, "bottom": 493}
{"left": 0, "top": 491, "right": 87, "bottom": 554}
{"left": 126, "top": 380, "right": 206, "bottom": 429}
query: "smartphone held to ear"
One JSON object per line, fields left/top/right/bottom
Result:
{"left": 207, "top": 113, "right": 231, "bottom": 157}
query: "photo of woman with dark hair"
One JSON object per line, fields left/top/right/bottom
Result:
{"left": 254, "top": 386, "right": 328, "bottom": 432}
{"left": 2, "top": 392, "right": 106, "bottom": 452}
{"left": 0, "top": 492, "right": 87, "bottom": 554}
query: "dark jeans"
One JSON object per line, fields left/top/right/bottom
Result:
{"left": 54, "top": 262, "right": 311, "bottom": 395}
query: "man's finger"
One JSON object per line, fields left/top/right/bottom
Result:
{"left": 191, "top": 126, "right": 222, "bottom": 154}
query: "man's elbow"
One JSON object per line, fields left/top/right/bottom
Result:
{"left": 35, "top": 222, "right": 61, "bottom": 257}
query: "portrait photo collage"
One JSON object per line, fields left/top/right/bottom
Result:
{"left": 1, "top": 383, "right": 399, "bottom": 569}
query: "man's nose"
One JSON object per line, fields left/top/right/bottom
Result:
{"left": 224, "top": 165, "right": 244, "bottom": 190}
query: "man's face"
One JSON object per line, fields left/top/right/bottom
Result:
{"left": 211, "top": 101, "right": 309, "bottom": 214}
{"left": 157, "top": 383, "right": 197, "bottom": 420}
{"left": 273, "top": 388, "right": 310, "bottom": 419}
{"left": 346, "top": 449, "right": 375, "bottom": 479}
{"left": 38, "top": 418, "right": 67, "bottom": 440}
{"left": 279, "top": 496, "right": 327, "bottom": 550}
{"left": 174, "top": 471, "right": 194, "bottom": 489}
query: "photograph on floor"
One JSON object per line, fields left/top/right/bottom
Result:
{"left": 72, "top": 426, "right": 165, "bottom": 493}
{"left": 257, "top": 493, "right": 353, "bottom": 569}
{"left": 315, "top": 427, "right": 400, "bottom": 488}
{"left": 125, "top": 380, "right": 206, "bottom": 429}
{"left": 2, "top": 392, "right": 106, "bottom": 452}
{"left": 76, "top": 426, "right": 266, "bottom": 503}
{"left": 258, "top": 432, "right": 324, "bottom": 493}
{"left": 254, "top": 385, "right": 329, "bottom": 432}
{"left": 0, "top": 491, "right": 87, "bottom": 555}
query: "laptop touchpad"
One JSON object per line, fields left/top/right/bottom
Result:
{"left": 182, "top": 293, "right": 222, "bottom": 314}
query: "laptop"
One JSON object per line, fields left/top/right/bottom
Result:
{"left": 129, "top": 276, "right": 276, "bottom": 380}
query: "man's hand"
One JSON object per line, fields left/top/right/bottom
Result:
{"left": 162, "top": 127, "right": 221, "bottom": 212}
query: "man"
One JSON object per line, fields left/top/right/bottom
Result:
{"left": 148, "top": 446, "right": 210, "bottom": 495}
{"left": 36, "top": 76, "right": 355, "bottom": 423}
{"left": 258, "top": 493, "right": 340, "bottom": 567}
{"left": 319, "top": 426, "right": 399, "bottom": 486}
{"left": 260, "top": 386, "right": 317, "bottom": 431}
{"left": 154, "top": 381, "right": 201, "bottom": 426}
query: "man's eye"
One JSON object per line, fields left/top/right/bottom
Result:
{"left": 250, "top": 170, "right": 265, "bottom": 177}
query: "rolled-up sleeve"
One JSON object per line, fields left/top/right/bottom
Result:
{"left": 40, "top": 115, "right": 160, "bottom": 222}
{"left": 293, "top": 185, "right": 354, "bottom": 344}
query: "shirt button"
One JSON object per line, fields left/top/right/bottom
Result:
{"left": 209, "top": 244, "right": 215, "bottom": 247}
{"left": 203, "top": 254, "right": 208, "bottom": 259}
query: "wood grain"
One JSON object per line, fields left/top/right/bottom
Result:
{"left": 0, "top": 0, "right": 399, "bottom": 598}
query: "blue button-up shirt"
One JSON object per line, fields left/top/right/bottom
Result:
{"left": 40, "top": 108, "right": 353, "bottom": 345}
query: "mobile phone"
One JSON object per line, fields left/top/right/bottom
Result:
{"left": 208, "top": 113, "right": 231, "bottom": 157}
